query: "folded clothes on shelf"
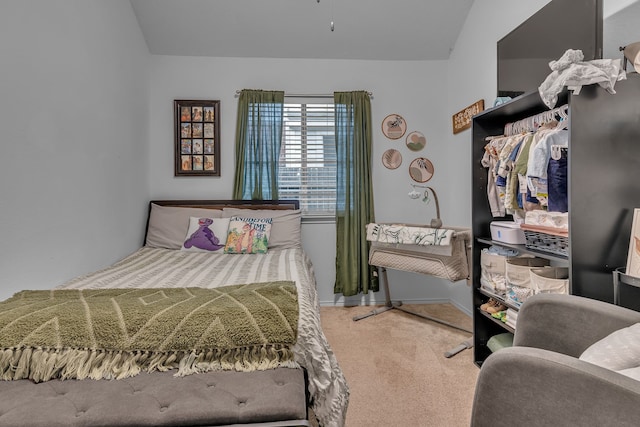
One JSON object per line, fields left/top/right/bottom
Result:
{"left": 524, "top": 210, "right": 568, "bottom": 230}
{"left": 505, "top": 308, "right": 518, "bottom": 329}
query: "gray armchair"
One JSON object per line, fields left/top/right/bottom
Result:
{"left": 471, "top": 293, "right": 640, "bottom": 427}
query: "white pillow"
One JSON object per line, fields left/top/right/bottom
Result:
{"left": 579, "top": 323, "right": 640, "bottom": 371}
{"left": 617, "top": 366, "right": 640, "bottom": 381}
{"left": 181, "top": 217, "right": 230, "bottom": 253}
{"left": 222, "top": 208, "right": 301, "bottom": 249}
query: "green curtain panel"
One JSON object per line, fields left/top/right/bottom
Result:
{"left": 333, "top": 91, "right": 378, "bottom": 296}
{"left": 233, "top": 89, "right": 285, "bottom": 200}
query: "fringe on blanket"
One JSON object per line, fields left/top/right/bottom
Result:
{"left": 0, "top": 345, "right": 297, "bottom": 383}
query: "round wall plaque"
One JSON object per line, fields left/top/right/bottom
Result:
{"left": 409, "top": 157, "right": 434, "bottom": 183}
{"left": 405, "top": 131, "right": 426, "bottom": 151}
{"left": 382, "top": 149, "right": 402, "bottom": 169}
{"left": 381, "top": 114, "right": 407, "bottom": 139}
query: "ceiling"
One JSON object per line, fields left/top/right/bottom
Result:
{"left": 129, "top": 0, "right": 640, "bottom": 62}
{"left": 129, "top": 0, "right": 475, "bottom": 61}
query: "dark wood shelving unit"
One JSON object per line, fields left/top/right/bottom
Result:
{"left": 476, "top": 237, "right": 567, "bottom": 262}
{"left": 471, "top": 74, "right": 640, "bottom": 366}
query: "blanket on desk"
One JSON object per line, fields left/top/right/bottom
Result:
{"left": 0, "top": 283, "right": 298, "bottom": 382}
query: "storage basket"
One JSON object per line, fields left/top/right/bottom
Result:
{"left": 504, "top": 257, "right": 550, "bottom": 307}
{"left": 480, "top": 251, "right": 506, "bottom": 295}
{"left": 530, "top": 266, "right": 569, "bottom": 294}
{"left": 480, "top": 250, "right": 525, "bottom": 296}
{"left": 521, "top": 224, "right": 569, "bottom": 256}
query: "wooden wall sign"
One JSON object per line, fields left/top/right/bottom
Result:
{"left": 452, "top": 100, "right": 484, "bottom": 134}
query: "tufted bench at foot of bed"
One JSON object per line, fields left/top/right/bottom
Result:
{"left": 0, "top": 367, "right": 310, "bottom": 427}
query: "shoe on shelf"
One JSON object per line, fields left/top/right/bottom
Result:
{"left": 481, "top": 298, "right": 503, "bottom": 313}
{"left": 480, "top": 298, "right": 495, "bottom": 312}
{"left": 486, "top": 301, "right": 507, "bottom": 314}
{"left": 480, "top": 298, "right": 500, "bottom": 313}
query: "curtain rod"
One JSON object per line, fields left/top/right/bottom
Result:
{"left": 234, "top": 90, "right": 373, "bottom": 98}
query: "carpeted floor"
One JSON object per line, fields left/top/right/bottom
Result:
{"left": 320, "top": 304, "right": 478, "bottom": 427}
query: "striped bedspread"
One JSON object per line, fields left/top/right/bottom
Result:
{"left": 58, "top": 247, "right": 348, "bottom": 427}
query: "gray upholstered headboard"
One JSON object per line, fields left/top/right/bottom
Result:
{"left": 143, "top": 199, "right": 300, "bottom": 245}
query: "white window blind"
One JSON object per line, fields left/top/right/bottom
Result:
{"left": 279, "top": 102, "right": 336, "bottom": 217}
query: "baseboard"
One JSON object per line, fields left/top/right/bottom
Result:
{"left": 448, "top": 299, "right": 473, "bottom": 317}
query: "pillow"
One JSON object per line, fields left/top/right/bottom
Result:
{"left": 222, "top": 208, "right": 301, "bottom": 249}
{"left": 181, "top": 217, "right": 230, "bottom": 253}
{"left": 579, "top": 323, "right": 640, "bottom": 371}
{"left": 223, "top": 217, "right": 272, "bottom": 254}
{"left": 145, "top": 204, "right": 223, "bottom": 249}
{"left": 617, "top": 366, "right": 640, "bottom": 381}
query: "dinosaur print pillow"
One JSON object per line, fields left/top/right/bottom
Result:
{"left": 181, "top": 217, "right": 230, "bottom": 252}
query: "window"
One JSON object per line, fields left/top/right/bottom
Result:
{"left": 279, "top": 101, "right": 336, "bottom": 217}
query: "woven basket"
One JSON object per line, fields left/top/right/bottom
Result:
{"left": 521, "top": 224, "right": 568, "bottom": 257}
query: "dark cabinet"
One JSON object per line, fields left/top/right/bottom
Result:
{"left": 471, "top": 74, "right": 640, "bottom": 366}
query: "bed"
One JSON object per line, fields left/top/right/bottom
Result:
{"left": 0, "top": 200, "right": 348, "bottom": 427}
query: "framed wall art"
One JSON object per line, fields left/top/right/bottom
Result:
{"left": 381, "top": 113, "right": 407, "bottom": 139}
{"left": 175, "top": 100, "right": 220, "bottom": 176}
{"left": 626, "top": 208, "right": 640, "bottom": 278}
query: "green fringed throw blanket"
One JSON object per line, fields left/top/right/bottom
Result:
{"left": 0, "top": 282, "right": 298, "bottom": 382}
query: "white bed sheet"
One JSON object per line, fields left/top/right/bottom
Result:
{"left": 57, "top": 247, "right": 348, "bottom": 427}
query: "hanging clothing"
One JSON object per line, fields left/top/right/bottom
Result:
{"left": 504, "top": 134, "right": 532, "bottom": 215}
{"left": 547, "top": 146, "right": 568, "bottom": 213}
{"left": 482, "top": 107, "right": 570, "bottom": 219}
{"left": 528, "top": 129, "right": 569, "bottom": 179}
{"left": 527, "top": 128, "right": 568, "bottom": 206}
{"left": 482, "top": 137, "right": 508, "bottom": 217}
{"left": 511, "top": 133, "right": 535, "bottom": 211}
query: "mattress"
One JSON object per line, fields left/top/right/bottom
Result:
{"left": 57, "top": 246, "right": 348, "bottom": 427}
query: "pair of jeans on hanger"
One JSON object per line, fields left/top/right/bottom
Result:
{"left": 547, "top": 146, "right": 568, "bottom": 213}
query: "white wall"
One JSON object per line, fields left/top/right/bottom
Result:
{"left": 444, "top": 0, "right": 552, "bottom": 312}
{"left": 147, "top": 55, "right": 465, "bottom": 306}
{"left": 0, "top": 0, "right": 554, "bottom": 313}
{"left": 0, "top": 0, "right": 150, "bottom": 300}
